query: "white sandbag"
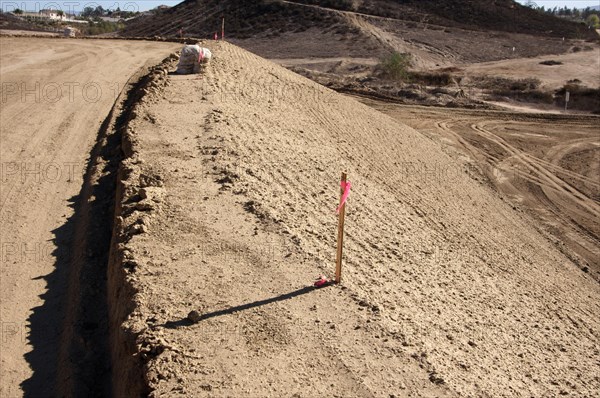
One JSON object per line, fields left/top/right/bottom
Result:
{"left": 199, "top": 48, "right": 212, "bottom": 63}
{"left": 175, "top": 45, "right": 212, "bottom": 74}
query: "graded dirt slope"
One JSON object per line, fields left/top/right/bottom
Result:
{"left": 114, "top": 41, "right": 600, "bottom": 397}
{"left": 358, "top": 101, "right": 600, "bottom": 279}
{"left": 0, "top": 37, "right": 180, "bottom": 397}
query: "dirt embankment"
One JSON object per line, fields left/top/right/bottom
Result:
{"left": 108, "top": 41, "right": 599, "bottom": 397}
{"left": 107, "top": 53, "right": 185, "bottom": 397}
{"left": 107, "top": 41, "right": 452, "bottom": 398}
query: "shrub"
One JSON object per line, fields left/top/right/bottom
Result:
{"left": 510, "top": 78, "right": 541, "bottom": 90}
{"left": 586, "top": 14, "right": 599, "bottom": 29}
{"left": 378, "top": 52, "right": 412, "bottom": 81}
{"left": 82, "top": 20, "right": 125, "bottom": 35}
{"left": 489, "top": 89, "right": 554, "bottom": 104}
{"left": 471, "top": 76, "right": 541, "bottom": 91}
{"left": 410, "top": 71, "right": 457, "bottom": 86}
{"left": 540, "top": 60, "right": 563, "bottom": 66}
{"left": 556, "top": 84, "right": 600, "bottom": 112}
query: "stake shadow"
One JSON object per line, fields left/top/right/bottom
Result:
{"left": 164, "top": 284, "right": 329, "bottom": 329}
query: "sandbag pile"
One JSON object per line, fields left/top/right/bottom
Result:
{"left": 175, "top": 45, "right": 212, "bottom": 74}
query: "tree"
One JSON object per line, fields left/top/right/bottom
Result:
{"left": 82, "top": 6, "right": 94, "bottom": 17}
{"left": 13, "top": 8, "right": 23, "bottom": 14}
{"left": 586, "top": 14, "right": 600, "bottom": 29}
{"left": 524, "top": 0, "right": 537, "bottom": 8}
{"left": 94, "top": 6, "right": 104, "bottom": 16}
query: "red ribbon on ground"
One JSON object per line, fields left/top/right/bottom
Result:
{"left": 336, "top": 180, "right": 351, "bottom": 214}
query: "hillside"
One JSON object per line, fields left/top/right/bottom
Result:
{"left": 108, "top": 40, "right": 600, "bottom": 397}
{"left": 123, "top": 0, "right": 349, "bottom": 39}
{"left": 122, "top": 0, "right": 386, "bottom": 58}
{"left": 291, "top": 0, "right": 597, "bottom": 39}
{"left": 121, "top": 0, "right": 598, "bottom": 70}
{"left": 0, "top": 12, "right": 55, "bottom": 32}
{"left": 123, "top": 0, "right": 597, "bottom": 40}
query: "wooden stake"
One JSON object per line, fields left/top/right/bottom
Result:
{"left": 221, "top": 17, "right": 225, "bottom": 40}
{"left": 335, "top": 172, "right": 347, "bottom": 284}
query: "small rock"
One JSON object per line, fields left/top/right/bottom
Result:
{"left": 187, "top": 310, "right": 202, "bottom": 323}
{"left": 139, "top": 189, "right": 150, "bottom": 200}
{"left": 139, "top": 187, "right": 164, "bottom": 202}
{"left": 135, "top": 201, "right": 155, "bottom": 211}
{"left": 129, "top": 224, "right": 145, "bottom": 235}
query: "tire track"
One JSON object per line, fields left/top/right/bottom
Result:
{"left": 471, "top": 122, "right": 600, "bottom": 218}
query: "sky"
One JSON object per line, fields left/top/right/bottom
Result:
{"left": 0, "top": 0, "right": 598, "bottom": 13}
{"left": 515, "top": 0, "right": 599, "bottom": 8}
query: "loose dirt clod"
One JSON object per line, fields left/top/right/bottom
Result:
{"left": 187, "top": 310, "right": 202, "bottom": 323}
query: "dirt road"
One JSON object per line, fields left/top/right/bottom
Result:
{"left": 113, "top": 41, "right": 600, "bottom": 397}
{"left": 0, "top": 37, "right": 179, "bottom": 397}
{"left": 463, "top": 48, "right": 600, "bottom": 90}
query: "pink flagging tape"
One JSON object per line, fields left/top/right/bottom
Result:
{"left": 336, "top": 180, "right": 351, "bottom": 214}
{"left": 314, "top": 275, "right": 328, "bottom": 287}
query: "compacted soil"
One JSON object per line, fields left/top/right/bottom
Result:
{"left": 111, "top": 41, "right": 600, "bottom": 397}
{"left": 0, "top": 37, "right": 180, "bottom": 397}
